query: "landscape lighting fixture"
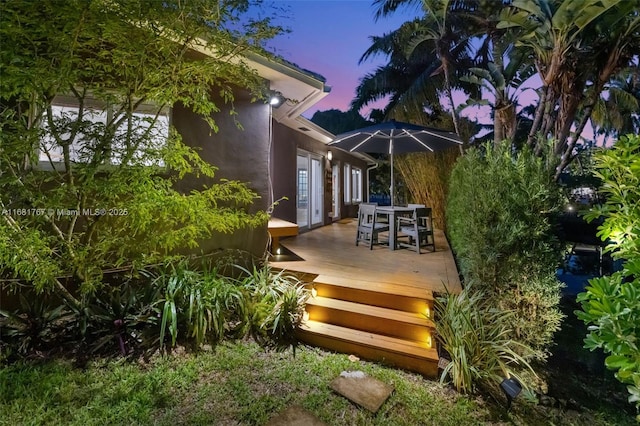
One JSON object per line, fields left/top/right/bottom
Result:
{"left": 500, "top": 377, "right": 522, "bottom": 410}
{"left": 327, "top": 151, "right": 333, "bottom": 161}
{"left": 269, "top": 92, "right": 285, "bottom": 108}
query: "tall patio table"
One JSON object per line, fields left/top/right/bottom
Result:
{"left": 375, "top": 206, "right": 414, "bottom": 251}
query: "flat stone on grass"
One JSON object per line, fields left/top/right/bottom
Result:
{"left": 330, "top": 371, "right": 395, "bottom": 413}
{"left": 266, "top": 405, "right": 327, "bottom": 426}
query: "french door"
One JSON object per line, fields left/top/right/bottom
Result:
{"left": 296, "top": 150, "right": 323, "bottom": 230}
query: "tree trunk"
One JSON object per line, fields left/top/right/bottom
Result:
{"left": 494, "top": 108, "right": 504, "bottom": 145}
{"left": 528, "top": 85, "right": 548, "bottom": 148}
{"left": 553, "top": 102, "right": 597, "bottom": 181}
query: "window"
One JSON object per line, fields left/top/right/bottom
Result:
{"left": 351, "top": 167, "right": 362, "bottom": 203}
{"left": 343, "top": 163, "right": 351, "bottom": 204}
{"left": 343, "top": 163, "right": 362, "bottom": 204}
{"left": 297, "top": 168, "right": 308, "bottom": 208}
{"left": 39, "top": 94, "right": 170, "bottom": 168}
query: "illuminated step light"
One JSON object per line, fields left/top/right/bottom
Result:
{"left": 302, "top": 310, "right": 310, "bottom": 323}
{"left": 311, "top": 287, "right": 318, "bottom": 298}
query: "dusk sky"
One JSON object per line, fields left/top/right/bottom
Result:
{"left": 262, "top": 0, "right": 421, "bottom": 118}
{"left": 259, "top": 1, "right": 601, "bottom": 142}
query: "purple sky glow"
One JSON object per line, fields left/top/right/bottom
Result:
{"left": 263, "top": 0, "right": 420, "bottom": 118}
{"left": 261, "top": 1, "right": 605, "bottom": 144}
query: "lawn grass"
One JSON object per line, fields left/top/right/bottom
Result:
{"left": 0, "top": 339, "right": 635, "bottom": 425}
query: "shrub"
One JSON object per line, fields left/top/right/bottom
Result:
{"left": 446, "top": 143, "right": 564, "bottom": 359}
{"left": 0, "top": 292, "right": 69, "bottom": 358}
{"left": 153, "top": 260, "right": 248, "bottom": 351}
{"left": 236, "top": 263, "right": 309, "bottom": 351}
{"left": 67, "top": 275, "right": 163, "bottom": 358}
{"left": 0, "top": 0, "right": 274, "bottom": 309}
{"left": 435, "top": 289, "right": 536, "bottom": 394}
{"left": 577, "top": 134, "right": 640, "bottom": 417}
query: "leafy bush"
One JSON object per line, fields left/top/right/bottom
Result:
{"left": 237, "top": 264, "right": 309, "bottom": 351}
{"left": 67, "top": 275, "right": 163, "bottom": 358}
{"left": 0, "top": 293, "right": 69, "bottom": 358}
{"left": 577, "top": 134, "right": 640, "bottom": 417}
{"left": 152, "top": 260, "right": 248, "bottom": 351}
{"left": 435, "top": 289, "right": 536, "bottom": 394}
{"left": 0, "top": 0, "right": 274, "bottom": 308}
{"left": 446, "top": 143, "right": 564, "bottom": 359}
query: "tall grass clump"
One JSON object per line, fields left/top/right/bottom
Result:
{"left": 396, "top": 148, "right": 460, "bottom": 230}
{"left": 236, "top": 264, "right": 309, "bottom": 352}
{"left": 152, "top": 260, "right": 248, "bottom": 350}
{"left": 446, "top": 142, "right": 564, "bottom": 361}
{"left": 435, "top": 289, "right": 536, "bottom": 394}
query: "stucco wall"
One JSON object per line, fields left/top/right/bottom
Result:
{"left": 271, "top": 122, "right": 368, "bottom": 225}
{"left": 172, "top": 88, "right": 270, "bottom": 258}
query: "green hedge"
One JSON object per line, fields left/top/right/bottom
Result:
{"left": 446, "top": 143, "right": 564, "bottom": 360}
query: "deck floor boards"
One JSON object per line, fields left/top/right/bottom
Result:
{"left": 270, "top": 220, "right": 461, "bottom": 295}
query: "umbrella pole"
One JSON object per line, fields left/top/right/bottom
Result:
{"left": 390, "top": 144, "right": 394, "bottom": 207}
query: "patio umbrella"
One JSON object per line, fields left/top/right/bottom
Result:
{"left": 328, "top": 120, "right": 462, "bottom": 206}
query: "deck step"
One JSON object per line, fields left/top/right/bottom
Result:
{"left": 297, "top": 320, "right": 438, "bottom": 377}
{"left": 305, "top": 296, "right": 433, "bottom": 342}
{"left": 310, "top": 274, "right": 432, "bottom": 313}
{"left": 313, "top": 274, "right": 434, "bottom": 300}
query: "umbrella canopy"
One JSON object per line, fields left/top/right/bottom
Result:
{"left": 328, "top": 120, "right": 462, "bottom": 206}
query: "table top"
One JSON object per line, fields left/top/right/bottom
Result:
{"left": 375, "top": 206, "right": 414, "bottom": 213}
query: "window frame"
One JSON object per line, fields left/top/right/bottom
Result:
{"left": 351, "top": 166, "right": 362, "bottom": 203}
{"left": 37, "top": 94, "right": 171, "bottom": 170}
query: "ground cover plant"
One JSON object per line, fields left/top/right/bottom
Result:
{"left": 0, "top": 260, "right": 307, "bottom": 363}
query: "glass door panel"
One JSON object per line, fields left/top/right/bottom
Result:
{"left": 331, "top": 164, "right": 340, "bottom": 219}
{"left": 311, "top": 157, "right": 323, "bottom": 227}
{"left": 296, "top": 154, "right": 309, "bottom": 229}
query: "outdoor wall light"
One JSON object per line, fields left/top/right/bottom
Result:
{"left": 269, "top": 91, "right": 285, "bottom": 108}
{"left": 327, "top": 151, "right": 333, "bottom": 161}
{"left": 500, "top": 377, "right": 522, "bottom": 410}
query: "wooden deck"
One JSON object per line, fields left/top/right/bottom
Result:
{"left": 270, "top": 219, "right": 461, "bottom": 294}
{"left": 270, "top": 219, "right": 461, "bottom": 377}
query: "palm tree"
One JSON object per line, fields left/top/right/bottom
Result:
{"left": 498, "top": 0, "right": 640, "bottom": 179}
{"left": 356, "top": 1, "right": 479, "bottom": 138}
{"left": 399, "top": 0, "right": 477, "bottom": 137}
{"left": 460, "top": 51, "right": 536, "bottom": 144}
{"left": 591, "top": 69, "right": 640, "bottom": 138}
{"left": 352, "top": 19, "right": 447, "bottom": 120}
